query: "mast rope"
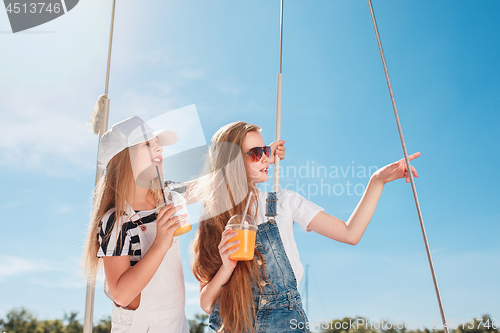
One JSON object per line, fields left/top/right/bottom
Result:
{"left": 273, "top": 0, "right": 284, "bottom": 192}
{"left": 366, "top": 1, "right": 449, "bottom": 332}
{"left": 83, "top": 1, "right": 117, "bottom": 332}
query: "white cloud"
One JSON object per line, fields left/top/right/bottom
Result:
{"left": 0, "top": 200, "right": 23, "bottom": 210}
{"left": 55, "top": 204, "right": 73, "bottom": 214}
{"left": 217, "top": 79, "right": 243, "bottom": 95}
{"left": 28, "top": 276, "right": 85, "bottom": 289}
{"left": 0, "top": 255, "right": 48, "bottom": 277}
{"left": 111, "top": 84, "right": 179, "bottom": 121}
{"left": 0, "top": 255, "right": 87, "bottom": 290}
{"left": 180, "top": 70, "right": 205, "bottom": 80}
{"left": 0, "top": 86, "right": 97, "bottom": 177}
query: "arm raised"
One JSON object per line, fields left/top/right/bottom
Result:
{"left": 308, "top": 153, "right": 420, "bottom": 245}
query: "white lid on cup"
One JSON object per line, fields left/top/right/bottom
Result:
{"left": 226, "top": 215, "right": 258, "bottom": 232}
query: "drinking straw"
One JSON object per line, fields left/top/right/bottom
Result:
{"left": 241, "top": 192, "right": 253, "bottom": 225}
{"left": 156, "top": 165, "right": 167, "bottom": 206}
{"left": 140, "top": 124, "right": 167, "bottom": 205}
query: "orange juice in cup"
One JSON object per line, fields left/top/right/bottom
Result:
{"left": 157, "top": 191, "right": 191, "bottom": 237}
{"left": 174, "top": 221, "right": 192, "bottom": 236}
{"left": 225, "top": 215, "right": 258, "bottom": 261}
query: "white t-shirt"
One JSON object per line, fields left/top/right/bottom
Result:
{"left": 255, "top": 189, "right": 324, "bottom": 286}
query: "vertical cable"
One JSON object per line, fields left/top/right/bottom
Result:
{"left": 279, "top": 0, "right": 284, "bottom": 74}
{"left": 83, "top": 1, "right": 116, "bottom": 332}
{"left": 104, "top": 0, "right": 117, "bottom": 97}
{"left": 274, "top": 0, "right": 284, "bottom": 192}
{"left": 366, "top": 2, "right": 449, "bottom": 332}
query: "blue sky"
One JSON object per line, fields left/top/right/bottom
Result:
{"left": 1, "top": 0, "right": 499, "bottom": 329}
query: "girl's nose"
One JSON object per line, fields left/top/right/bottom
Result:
{"left": 152, "top": 140, "right": 163, "bottom": 153}
{"left": 261, "top": 152, "right": 269, "bottom": 164}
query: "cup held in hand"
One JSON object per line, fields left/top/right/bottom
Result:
{"left": 157, "top": 191, "right": 191, "bottom": 237}
{"left": 225, "top": 215, "right": 258, "bottom": 261}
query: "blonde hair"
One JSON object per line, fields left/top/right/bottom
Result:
{"left": 191, "top": 121, "right": 268, "bottom": 333}
{"left": 82, "top": 147, "right": 161, "bottom": 283}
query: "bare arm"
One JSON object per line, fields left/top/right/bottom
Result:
{"left": 199, "top": 265, "right": 235, "bottom": 314}
{"left": 199, "top": 227, "right": 240, "bottom": 314}
{"left": 308, "top": 152, "right": 420, "bottom": 245}
{"left": 103, "top": 243, "right": 170, "bottom": 307}
{"left": 308, "top": 175, "right": 384, "bottom": 245}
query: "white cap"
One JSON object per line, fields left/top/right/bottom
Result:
{"left": 98, "top": 116, "right": 178, "bottom": 169}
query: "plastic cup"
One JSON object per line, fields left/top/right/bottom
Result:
{"left": 225, "top": 215, "right": 258, "bottom": 261}
{"left": 156, "top": 191, "right": 191, "bottom": 237}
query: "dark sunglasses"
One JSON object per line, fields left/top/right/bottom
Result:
{"left": 246, "top": 146, "right": 271, "bottom": 162}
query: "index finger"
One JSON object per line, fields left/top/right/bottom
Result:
{"left": 271, "top": 140, "right": 286, "bottom": 148}
{"left": 408, "top": 152, "right": 421, "bottom": 161}
{"left": 158, "top": 204, "right": 181, "bottom": 222}
{"left": 222, "top": 227, "right": 233, "bottom": 237}
{"left": 156, "top": 203, "right": 174, "bottom": 220}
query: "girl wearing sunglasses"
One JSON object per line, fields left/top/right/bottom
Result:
{"left": 191, "top": 121, "right": 419, "bottom": 333}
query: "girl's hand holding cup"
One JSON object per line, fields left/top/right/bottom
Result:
{"left": 157, "top": 191, "right": 192, "bottom": 237}
{"left": 155, "top": 203, "right": 186, "bottom": 252}
{"left": 218, "top": 227, "right": 240, "bottom": 272}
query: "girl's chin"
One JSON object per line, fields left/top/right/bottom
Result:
{"left": 250, "top": 175, "right": 269, "bottom": 184}
{"left": 257, "top": 176, "right": 269, "bottom": 184}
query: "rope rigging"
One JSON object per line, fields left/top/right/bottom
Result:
{"left": 273, "top": 0, "right": 284, "bottom": 192}
{"left": 83, "top": 1, "right": 116, "bottom": 332}
{"left": 366, "top": 1, "right": 449, "bottom": 331}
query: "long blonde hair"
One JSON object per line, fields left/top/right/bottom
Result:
{"left": 191, "top": 121, "right": 267, "bottom": 333}
{"left": 82, "top": 147, "right": 160, "bottom": 283}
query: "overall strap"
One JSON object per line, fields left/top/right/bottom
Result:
{"left": 265, "top": 192, "right": 278, "bottom": 224}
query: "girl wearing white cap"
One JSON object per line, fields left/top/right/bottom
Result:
{"left": 191, "top": 121, "right": 419, "bottom": 333}
{"left": 83, "top": 116, "right": 190, "bottom": 333}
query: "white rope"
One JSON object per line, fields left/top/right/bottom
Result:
{"left": 273, "top": 0, "right": 284, "bottom": 192}
{"left": 83, "top": 1, "right": 116, "bottom": 332}
{"left": 366, "top": 1, "right": 449, "bottom": 332}
{"left": 104, "top": 0, "right": 116, "bottom": 98}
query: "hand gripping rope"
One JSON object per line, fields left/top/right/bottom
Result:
{"left": 367, "top": 1, "right": 449, "bottom": 331}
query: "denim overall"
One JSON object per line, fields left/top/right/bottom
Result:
{"left": 208, "top": 192, "right": 309, "bottom": 333}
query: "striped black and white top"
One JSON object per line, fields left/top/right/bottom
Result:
{"left": 96, "top": 180, "right": 187, "bottom": 266}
